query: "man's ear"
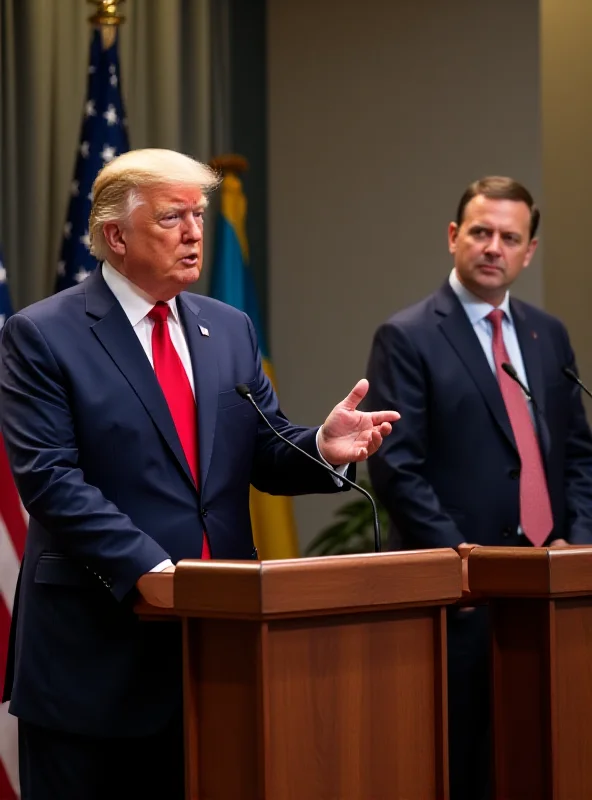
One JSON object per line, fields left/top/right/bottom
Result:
{"left": 448, "top": 221, "right": 459, "bottom": 255}
{"left": 102, "top": 222, "right": 126, "bottom": 255}
{"left": 522, "top": 236, "right": 538, "bottom": 268}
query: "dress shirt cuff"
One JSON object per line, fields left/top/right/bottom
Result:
{"left": 316, "top": 428, "right": 349, "bottom": 486}
{"left": 150, "top": 559, "right": 174, "bottom": 573}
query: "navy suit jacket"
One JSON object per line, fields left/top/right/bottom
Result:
{"left": 365, "top": 281, "right": 592, "bottom": 550}
{"left": 0, "top": 268, "right": 343, "bottom": 737}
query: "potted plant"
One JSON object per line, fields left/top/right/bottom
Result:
{"left": 305, "top": 478, "right": 390, "bottom": 556}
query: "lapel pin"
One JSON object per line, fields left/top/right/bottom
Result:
{"left": 532, "top": 330, "right": 538, "bottom": 340}
{"left": 199, "top": 325, "right": 210, "bottom": 337}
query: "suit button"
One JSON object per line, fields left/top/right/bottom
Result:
{"left": 201, "top": 508, "right": 208, "bottom": 517}
{"left": 509, "top": 468, "right": 520, "bottom": 480}
{"left": 502, "top": 526, "right": 513, "bottom": 538}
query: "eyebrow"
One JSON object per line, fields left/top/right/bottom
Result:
{"left": 156, "top": 202, "right": 207, "bottom": 216}
{"left": 469, "top": 224, "right": 522, "bottom": 237}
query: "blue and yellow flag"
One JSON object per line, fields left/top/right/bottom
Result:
{"left": 209, "top": 158, "right": 299, "bottom": 559}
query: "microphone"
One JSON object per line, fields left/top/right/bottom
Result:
{"left": 501, "top": 362, "right": 537, "bottom": 407}
{"left": 562, "top": 366, "right": 592, "bottom": 400}
{"left": 235, "top": 383, "right": 382, "bottom": 553}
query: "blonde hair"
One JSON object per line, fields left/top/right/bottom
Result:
{"left": 89, "top": 149, "right": 221, "bottom": 261}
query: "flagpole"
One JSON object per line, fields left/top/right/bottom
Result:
{"left": 87, "top": 0, "right": 126, "bottom": 50}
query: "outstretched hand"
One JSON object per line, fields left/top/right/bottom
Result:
{"left": 317, "top": 379, "right": 400, "bottom": 465}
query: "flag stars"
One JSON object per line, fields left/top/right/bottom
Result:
{"left": 75, "top": 268, "right": 91, "bottom": 283}
{"left": 103, "top": 105, "right": 119, "bottom": 126}
{"left": 0, "top": 315, "right": 5, "bottom": 331}
{"left": 63, "top": 222, "right": 72, "bottom": 239}
{"left": 80, "top": 141, "right": 90, "bottom": 158}
{"left": 57, "top": 261, "right": 66, "bottom": 277}
{"left": 110, "top": 74, "right": 119, "bottom": 88}
{"left": 88, "top": 65, "right": 96, "bottom": 75}
{"left": 71, "top": 180, "right": 80, "bottom": 197}
{"left": 0, "top": 266, "right": 6, "bottom": 283}
{"left": 100, "top": 145, "right": 117, "bottom": 163}
{"left": 85, "top": 100, "right": 96, "bottom": 118}
{"left": 80, "top": 231, "right": 91, "bottom": 250}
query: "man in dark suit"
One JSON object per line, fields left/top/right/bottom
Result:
{"left": 364, "top": 176, "right": 592, "bottom": 799}
{"left": 0, "top": 148, "right": 399, "bottom": 800}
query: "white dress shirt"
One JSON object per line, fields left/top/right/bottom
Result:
{"left": 102, "top": 262, "right": 347, "bottom": 569}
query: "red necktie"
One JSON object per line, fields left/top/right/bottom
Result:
{"left": 487, "top": 309, "right": 553, "bottom": 546}
{"left": 148, "top": 302, "right": 210, "bottom": 558}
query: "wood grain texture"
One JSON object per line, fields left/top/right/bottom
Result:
{"left": 160, "top": 552, "right": 462, "bottom": 799}
{"left": 173, "top": 550, "right": 462, "bottom": 618}
{"left": 467, "top": 546, "right": 592, "bottom": 597}
{"left": 468, "top": 550, "right": 592, "bottom": 800}
{"left": 490, "top": 600, "right": 552, "bottom": 800}
{"left": 180, "top": 609, "right": 449, "bottom": 799}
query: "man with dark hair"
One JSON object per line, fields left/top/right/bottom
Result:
{"left": 364, "top": 176, "right": 592, "bottom": 799}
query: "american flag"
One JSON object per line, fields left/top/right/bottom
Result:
{"left": 56, "top": 27, "right": 129, "bottom": 292}
{"left": 0, "top": 27, "right": 130, "bottom": 798}
{"left": 0, "top": 250, "right": 27, "bottom": 799}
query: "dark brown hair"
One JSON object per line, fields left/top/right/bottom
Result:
{"left": 455, "top": 176, "right": 540, "bottom": 240}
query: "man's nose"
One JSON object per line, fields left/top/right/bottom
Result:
{"left": 485, "top": 232, "right": 501, "bottom": 254}
{"left": 183, "top": 215, "right": 203, "bottom": 240}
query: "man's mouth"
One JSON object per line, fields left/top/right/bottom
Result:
{"left": 181, "top": 254, "right": 199, "bottom": 266}
{"left": 477, "top": 263, "right": 503, "bottom": 272}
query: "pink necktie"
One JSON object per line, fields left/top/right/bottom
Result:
{"left": 487, "top": 309, "right": 553, "bottom": 546}
{"left": 148, "top": 302, "right": 210, "bottom": 558}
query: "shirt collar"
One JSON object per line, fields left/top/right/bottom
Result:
{"left": 101, "top": 261, "right": 180, "bottom": 327}
{"left": 448, "top": 267, "right": 512, "bottom": 326}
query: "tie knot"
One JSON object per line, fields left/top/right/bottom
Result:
{"left": 487, "top": 308, "right": 504, "bottom": 331}
{"left": 148, "top": 302, "right": 169, "bottom": 324}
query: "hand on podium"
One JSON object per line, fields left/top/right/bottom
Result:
{"left": 136, "top": 565, "right": 176, "bottom": 608}
{"left": 549, "top": 538, "right": 569, "bottom": 548}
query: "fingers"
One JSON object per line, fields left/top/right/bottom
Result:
{"left": 372, "top": 410, "right": 401, "bottom": 424}
{"left": 340, "top": 378, "right": 369, "bottom": 411}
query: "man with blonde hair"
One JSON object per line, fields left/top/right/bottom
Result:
{"left": 0, "top": 148, "right": 399, "bottom": 799}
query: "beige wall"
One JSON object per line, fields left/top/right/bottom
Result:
{"left": 268, "top": 0, "right": 542, "bottom": 550}
{"left": 542, "top": 0, "right": 592, "bottom": 408}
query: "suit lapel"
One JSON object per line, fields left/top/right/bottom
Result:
{"left": 178, "top": 296, "right": 218, "bottom": 493}
{"left": 434, "top": 283, "right": 518, "bottom": 452}
{"left": 84, "top": 269, "right": 196, "bottom": 490}
{"left": 511, "top": 299, "right": 551, "bottom": 458}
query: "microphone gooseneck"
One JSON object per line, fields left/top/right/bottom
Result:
{"left": 501, "top": 361, "right": 536, "bottom": 405}
{"left": 562, "top": 366, "right": 592, "bottom": 400}
{"left": 235, "top": 384, "right": 382, "bottom": 553}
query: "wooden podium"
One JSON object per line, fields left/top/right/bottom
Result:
{"left": 139, "top": 550, "right": 462, "bottom": 800}
{"left": 466, "top": 546, "right": 592, "bottom": 800}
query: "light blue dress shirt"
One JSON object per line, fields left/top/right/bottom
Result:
{"left": 448, "top": 268, "right": 531, "bottom": 394}
{"left": 449, "top": 269, "right": 535, "bottom": 536}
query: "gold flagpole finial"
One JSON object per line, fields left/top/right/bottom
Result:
{"left": 88, "top": 1, "right": 126, "bottom": 50}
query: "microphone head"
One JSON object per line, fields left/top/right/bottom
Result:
{"left": 562, "top": 366, "right": 578, "bottom": 383}
{"left": 235, "top": 383, "right": 251, "bottom": 399}
{"left": 501, "top": 361, "right": 518, "bottom": 380}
